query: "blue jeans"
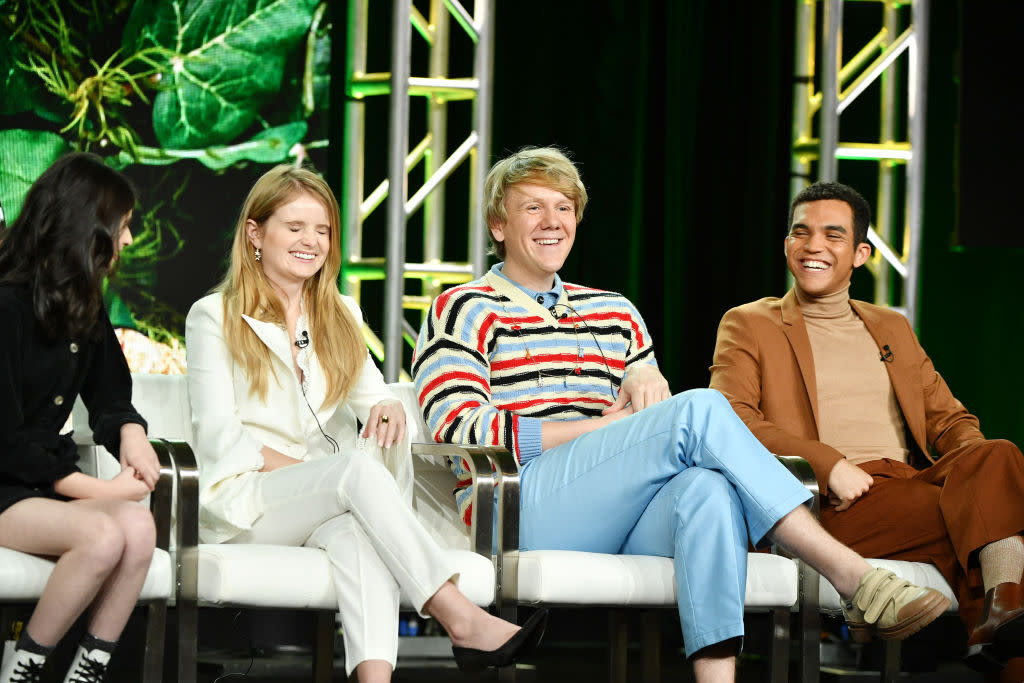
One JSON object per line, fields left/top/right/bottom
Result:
{"left": 518, "top": 388, "right": 811, "bottom": 656}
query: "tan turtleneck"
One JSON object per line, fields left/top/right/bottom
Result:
{"left": 796, "top": 284, "right": 908, "bottom": 465}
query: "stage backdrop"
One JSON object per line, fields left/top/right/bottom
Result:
{"left": 2, "top": 1, "right": 1020, "bottom": 445}
{"left": 484, "top": 0, "right": 1024, "bottom": 448}
{"left": 0, "top": 0, "right": 333, "bottom": 368}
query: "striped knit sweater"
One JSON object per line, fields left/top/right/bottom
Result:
{"left": 413, "top": 269, "right": 657, "bottom": 524}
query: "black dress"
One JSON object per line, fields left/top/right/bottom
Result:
{"left": 0, "top": 285, "right": 147, "bottom": 513}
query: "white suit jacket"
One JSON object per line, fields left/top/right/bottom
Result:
{"left": 185, "top": 292, "right": 415, "bottom": 543}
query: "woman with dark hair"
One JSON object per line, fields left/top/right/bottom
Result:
{"left": 0, "top": 153, "right": 160, "bottom": 683}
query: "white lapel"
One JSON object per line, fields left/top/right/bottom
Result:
{"left": 241, "top": 314, "right": 294, "bottom": 370}
{"left": 241, "top": 313, "right": 337, "bottom": 430}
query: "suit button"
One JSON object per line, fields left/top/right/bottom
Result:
{"left": 54, "top": 395, "right": 64, "bottom": 406}
{"left": 69, "top": 343, "right": 79, "bottom": 353}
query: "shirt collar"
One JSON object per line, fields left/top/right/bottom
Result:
{"left": 490, "top": 262, "right": 564, "bottom": 304}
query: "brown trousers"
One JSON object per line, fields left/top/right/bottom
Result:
{"left": 819, "top": 438, "right": 1024, "bottom": 631}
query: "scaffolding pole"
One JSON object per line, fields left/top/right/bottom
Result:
{"left": 791, "top": 0, "right": 929, "bottom": 325}
{"left": 343, "top": 0, "right": 495, "bottom": 381}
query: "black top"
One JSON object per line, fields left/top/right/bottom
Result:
{"left": 0, "top": 285, "right": 147, "bottom": 513}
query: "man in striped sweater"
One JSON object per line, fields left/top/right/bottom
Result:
{"left": 412, "top": 147, "right": 948, "bottom": 682}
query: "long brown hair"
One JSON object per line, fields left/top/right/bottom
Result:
{"left": 0, "top": 152, "right": 136, "bottom": 340}
{"left": 218, "top": 165, "right": 364, "bottom": 406}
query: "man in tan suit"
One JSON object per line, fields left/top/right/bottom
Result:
{"left": 710, "top": 181, "right": 1024, "bottom": 674}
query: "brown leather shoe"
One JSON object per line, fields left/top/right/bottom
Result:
{"left": 964, "top": 582, "right": 1024, "bottom": 672}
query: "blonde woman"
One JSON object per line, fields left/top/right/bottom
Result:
{"left": 184, "top": 165, "right": 544, "bottom": 682}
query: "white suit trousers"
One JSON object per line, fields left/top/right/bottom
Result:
{"left": 228, "top": 451, "right": 458, "bottom": 674}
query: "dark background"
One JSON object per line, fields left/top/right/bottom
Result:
{"left": 468, "top": 0, "right": 1023, "bottom": 448}
{"left": 8, "top": 1, "right": 1015, "bottom": 447}
{"left": 315, "top": 0, "right": 1022, "bottom": 448}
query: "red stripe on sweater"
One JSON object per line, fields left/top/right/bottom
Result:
{"left": 419, "top": 371, "right": 490, "bottom": 403}
{"left": 570, "top": 310, "right": 646, "bottom": 348}
{"left": 564, "top": 284, "right": 608, "bottom": 294}
{"left": 498, "top": 314, "right": 546, "bottom": 324}
{"left": 476, "top": 313, "right": 546, "bottom": 354}
{"left": 491, "top": 353, "right": 625, "bottom": 372}
{"left": 477, "top": 312, "right": 497, "bottom": 354}
{"left": 434, "top": 284, "right": 493, "bottom": 320}
{"left": 432, "top": 400, "right": 483, "bottom": 441}
{"left": 496, "top": 396, "right": 614, "bottom": 412}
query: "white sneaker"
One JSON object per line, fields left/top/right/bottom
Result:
{"left": 62, "top": 646, "right": 110, "bottom": 683}
{"left": 0, "top": 649, "right": 45, "bottom": 683}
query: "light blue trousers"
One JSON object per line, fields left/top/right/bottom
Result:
{"left": 518, "top": 389, "right": 811, "bottom": 656}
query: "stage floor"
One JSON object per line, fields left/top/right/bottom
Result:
{"left": 90, "top": 606, "right": 990, "bottom": 681}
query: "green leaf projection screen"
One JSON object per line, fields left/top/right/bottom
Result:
{"left": 0, "top": 0, "right": 334, "bottom": 365}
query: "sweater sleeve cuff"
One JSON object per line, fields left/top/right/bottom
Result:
{"left": 515, "top": 416, "right": 543, "bottom": 465}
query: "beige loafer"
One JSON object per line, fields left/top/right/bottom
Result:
{"left": 842, "top": 567, "right": 951, "bottom": 642}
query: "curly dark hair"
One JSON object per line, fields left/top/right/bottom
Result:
{"left": 0, "top": 152, "right": 137, "bottom": 340}
{"left": 788, "top": 181, "right": 871, "bottom": 247}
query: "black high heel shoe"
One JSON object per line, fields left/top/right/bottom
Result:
{"left": 451, "top": 608, "right": 549, "bottom": 673}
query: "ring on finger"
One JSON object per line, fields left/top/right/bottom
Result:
{"left": 379, "top": 414, "right": 390, "bottom": 424}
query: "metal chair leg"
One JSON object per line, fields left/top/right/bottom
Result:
{"left": 800, "top": 561, "right": 822, "bottom": 683}
{"left": 497, "top": 605, "right": 518, "bottom": 683}
{"left": 609, "top": 609, "right": 628, "bottom": 683}
{"left": 168, "top": 440, "right": 199, "bottom": 683}
{"left": 880, "top": 640, "right": 901, "bottom": 683}
{"left": 143, "top": 602, "right": 167, "bottom": 683}
{"left": 641, "top": 609, "right": 661, "bottom": 683}
{"left": 770, "top": 607, "right": 791, "bottom": 683}
{"left": 313, "top": 610, "right": 335, "bottom": 683}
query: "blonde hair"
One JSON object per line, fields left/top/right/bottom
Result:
{"left": 483, "top": 147, "right": 589, "bottom": 259}
{"left": 218, "top": 165, "right": 364, "bottom": 407}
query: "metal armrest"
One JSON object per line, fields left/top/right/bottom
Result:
{"left": 483, "top": 447, "right": 520, "bottom": 611}
{"left": 411, "top": 442, "right": 521, "bottom": 615}
{"left": 155, "top": 439, "right": 199, "bottom": 683}
{"left": 411, "top": 443, "right": 497, "bottom": 558}
{"left": 158, "top": 439, "right": 199, "bottom": 603}
{"left": 137, "top": 439, "right": 178, "bottom": 683}
{"left": 775, "top": 454, "right": 820, "bottom": 517}
{"left": 147, "top": 440, "right": 177, "bottom": 554}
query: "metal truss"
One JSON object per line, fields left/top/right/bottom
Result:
{"left": 791, "top": 0, "right": 929, "bottom": 325}
{"left": 342, "top": 0, "right": 494, "bottom": 380}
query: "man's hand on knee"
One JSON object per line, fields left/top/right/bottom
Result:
{"left": 827, "top": 460, "right": 874, "bottom": 511}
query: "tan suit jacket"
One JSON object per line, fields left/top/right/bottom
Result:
{"left": 709, "top": 289, "right": 984, "bottom": 494}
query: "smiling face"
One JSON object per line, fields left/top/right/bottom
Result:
{"left": 785, "top": 198, "right": 872, "bottom": 297}
{"left": 490, "top": 182, "right": 576, "bottom": 291}
{"left": 247, "top": 191, "right": 330, "bottom": 291}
